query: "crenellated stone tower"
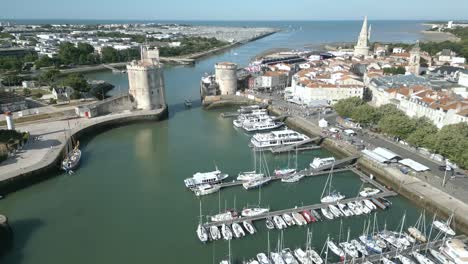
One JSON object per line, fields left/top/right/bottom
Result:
{"left": 354, "top": 16, "right": 371, "bottom": 57}
{"left": 408, "top": 41, "right": 421, "bottom": 76}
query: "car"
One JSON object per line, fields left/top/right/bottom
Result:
{"left": 438, "top": 165, "right": 453, "bottom": 171}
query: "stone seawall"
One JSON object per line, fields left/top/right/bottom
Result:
{"left": 0, "top": 107, "right": 168, "bottom": 194}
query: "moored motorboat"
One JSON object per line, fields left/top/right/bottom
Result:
{"left": 266, "top": 217, "right": 275, "bottom": 230}
{"left": 310, "top": 209, "right": 321, "bottom": 221}
{"left": 221, "top": 224, "right": 233, "bottom": 240}
{"left": 242, "top": 207, "right": 270, "bottom": 217}
{"left": 238, "top": 171, "right": 265, "bottom": 181}
{"left": 243, "top": 177, "right": 272, "bottom": 190}
{"left": 337, "top": 203, "right": 353, "bottom": 217}
{"left": 243, "top": 221, "right": 256, "bottom": 235}
{"left": 321, "top": 207, "right": 334, "bottom": 220}
{"left": 197, "top": 224, "right": 209, "bottom": 243}
{"left": 271, "top": 252, "right": 286, "bottom": 264}
{"left": 257, "top": 252, "right": 271, "bottom": 264}
{"left": 273, "top": 215, "right": 288, "bottom": 230}
{"left": 194, "top": 184, "right": 221, "bottom": 196}
{"left": 310, "top": 157, "right": 335, "bottom": 170}
{"left": 327, "top": 240, "right": 345, "bottom": 259}
{"left": 275, "top": 168, "right": 297, "bottom": 177}
{"left": 232, "top": 222, "right": 246, "bottom": 238}
{"left": 359, "top": 187, "right": 381, "bottom": 197}
{"left": 292, "top": 212, "right": 307, "bottom": 226}
{"left": 282, "top": 213, "right": 295, "bottom": 226}
{"left": 363, "top": 199, "right": 377, "bottom": 210}
{"left": 185, "top": 169, "right": 229, "bottom": 188}
{"left": 328, "top": 204, "right": 343, "bottom": 218}
{"left": 210, "top": 225, "right": 221, "bottom": 240}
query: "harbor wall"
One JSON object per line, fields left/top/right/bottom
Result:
{"left": 0, "top": 107, "right": 168, "bottom": 194}
{"left": 203, "top": 95, "right": 261, "bottom": 109}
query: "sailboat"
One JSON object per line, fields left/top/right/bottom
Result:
{"left": 220, "top": 239, "right": 232, "bottom": 264}
{"left": 433, "top": 213, "right": 456, "bottom": 236}
{"left": 196, "top": 200, "right": 209, "bottom": 243}
{"left": 238, "top": 147, "right": 265, "bottom": 181}
{"left": 282, "top": 148, "right": 306, "bottom": 183}
{"left": 243, "top": 150, "right": 272, "bottom": 190}
{"left": 62, "top": 122, "right": 81, "bottom": 173}
{"left": 275, "top": 149, "right": 297, "bottom": 177}
{"left": 242, "top": 184, "right": 270, "bottom": 217}
{"left": 320, "top": 165, "right": 344, "bottom": 203}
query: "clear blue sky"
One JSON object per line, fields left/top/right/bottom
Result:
{"left": 2, "top": 0, "right": 468, "bottom": 21}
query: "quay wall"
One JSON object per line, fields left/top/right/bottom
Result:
{"left": 0, "top": 107, "right": 168, "bottom": 194}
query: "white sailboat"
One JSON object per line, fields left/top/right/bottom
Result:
{"left": 238, "top": 147, "right": 264, "bottom": 181}
{"left": 320, "top": 207, "right": 334, "bottom": 220}
{"left": 243, "top": 150, "right": 272, "bottom": 190}
{"left": 433, "top": 213, "right": 456, "bottom": 236}
{"left": 210, "top": 225, "right": 221, "bottom": 240}
{"left": 320, "top": 165, "right": 345, "bottom": 203}
{"left": 243, "top": 221, "right": 256, "bottom": 235}
{"left": 196, "top": 200, "right": 209, "bottom": 243}
{"left": 232, "top": 222, "right": 246, "bottom": 238}
{"left": 412, "top": 251, "right": 436, "bottom": 264}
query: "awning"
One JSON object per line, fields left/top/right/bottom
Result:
{"left": 362, "top": 149, "right": 388, "bottom": 163}
{"left": 373, "top": 147, "right": 400, "bottom": 160}
{"left": 398, "top": 159, "right": 430, "bottom": 172}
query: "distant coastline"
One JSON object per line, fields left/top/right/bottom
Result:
{"left": 420, "top": 30, "right": 461, "bottom": 43}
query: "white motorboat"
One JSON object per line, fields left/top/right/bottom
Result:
{"left": 359, "top": 187, "right": 381, "bottom": 197}
{"left": 310, "top": 157, "right": 335, "bottom": 170}
{"left": 433, "top": 221, "right": 456, "bottom": 236}
{"left": 359, "top": 235, "right": 383, "bottom": 254}
{"left": 348, "top": 202, "right": 363, "bottom": 215}
{"left": 238, "top": 171, "right": 265, "bottom": 181}
{"left": 275, "top": 168, "right": 297, "bottom": 176}
{"left": 327, "top": 240, "right": 345, "bottom": 259}
{"left": 282, "top": 213, "right": 296, "bottom": 226}
{"left": 339, "top": 241, "right": 359, "bottom": 258}
{"left": 185, "top": 169, "right": 229, "bottom": 188}
{"left": 281, "top": 248, "right": 299, "bottom": 264}
{"left": 396, "top": 255, "right": 417, "bottom": 264}
{"left": 211, "top": 210, "right": 238, "bottom": 222}
{"left": 197, "top": 224, "right": 209, "bottom": 243}
{"left": 244, "top": 121, "right": 285, "bottom": 132}
{"left": 306, "top": 249, "right": 323, "bottom": 264}
{"left": 357, "top": 201, "right": 371, "bottom": 214}
{"left": 282, "top": 172, "right": 306, "bottom": 183}
{"left": 238, "top": 105, "right": 262, "bottom": 114}
{"left": 266, "top": 217, "right": 275, "bottom": 229}
{"left": 257, "top": 253, "right": 271, "bottom": 264}
{"left": 234, "top": 114, "right": 271, "bottom": 128}
{"left": 363, "top": 199, "right": 377, "bottom": 210}
{"left": 294, "top": 248, "right": 313, "bottom": 264}
{"left": 243, "top": 177, "right": 272, "bottom": 190}
{"left": 194, "top": 184, "right": 221, "bottom": 196}
{"left": 221, "top": 224, "right": 233, "bottom": 240}
{"left": 337, "top": 203, "right": 354, "bottom": 217}
{"left": 351, "top": 239, "right": 368, "bottom": 256}
{"left": 328, "top": 205, "right": 343, "bottom": 218}
{"left": 413, "top": 251, "right": 436, "bottom": 264}
{"left": 429, "top": 248, "right": 454, "bottom": 264}
{"left": 292, "top": 212, "right": 307, "bottom": 226}
{"left": 251, "top": 129, "right": 310, "bottom": 149}
{"left": 243, "top": 221, "right": 256, "bottom": 235}
{"left": 442, "top": 239, "right": 468, "bottom": 264}
{"left": 321, "top": 207, "right": 334, "bottom": 220}
{"left": 242, "top": 207, "right": 270, "bottom": 217}
{"left": 232, "top": 222, "right": 245, "bottom": 238}
{"left": 271, "top": 252, "right": 286, "bottom": 264}
{"left": 273, "top": 215, "right": 288, "bottom": 230}
{"left": 210, "top": 225, "right": 221, "bottom": 240}
{"left": 310, "top": 210, "right": 322, "bottom": 221}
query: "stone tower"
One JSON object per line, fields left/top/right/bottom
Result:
{"left": 408, "top": 42, "right": 421, "bottom": 76}
{"left": 127, "top": 46, "right": 166, "bottom": 110}
{"left": 354, "top": 16, "right": 371, "bottom": 57}
{"left": 215, "top": 62, "right": 238, "bottom": 95}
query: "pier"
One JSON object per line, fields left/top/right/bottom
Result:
{"left": 102, "top": 64, "right": 125, "bottom": 73}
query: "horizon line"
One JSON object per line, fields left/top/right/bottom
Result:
{"left": 1, "top": 18, "right": 465, "bottom": 22}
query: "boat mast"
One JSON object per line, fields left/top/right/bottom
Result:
{"left": 328, "top": 164, "right": 334, "bottom": 196}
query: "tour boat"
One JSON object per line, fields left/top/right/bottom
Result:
{"left": 396, "top": 255, "right": 417, "bottom": 264}
{"left": 211, "top": 210, "right": 238, "bottom": 222}
{"left": 243, "top": 121, "right": 285, "bottom": 132}
{"left": 221, "top": 224, "right": 233, "bottom": 240}
{"left": 194, "top": 184, "right": 221, "bottom": 196}
{"left": 412, "top": 251, "right": 436, "bottom": 264}
{"left": 185, "top": 169, "right": 229, "bottom": 188}
{"left": 310, "top": 157, "right": 335, "bottom": 170}
{"left": 339, "top": 241, "right": 359, "bottom": 258}
{"left": 351, "top": 239, "right": 368, "bottom": 256}
{"left": 429, "top": 248, "right": 454, "bottom": 264}
{"left": 327, "top": 240, "right": 345, "bottom": 259}
{"left": 273, "top": 215, "right": 287, "bottom": 230}
{"left": 197, "top": 224, "right": 209, "bottom": 243}
{"left": 328, "top": 205, "right": 343, "bottom": 218}
{"left": 232, "top": 222, "right": 245, "bottom": 238}
{"left": 250, "top": 129, "right": 310, "bottom": 149}
{"left": 266, "top": 217, "right": 275, "bottom": 230}
{"left": 321, "top": 207, "right": 334, "bottom": 220}
{"left": 238, "top": 105, "right": 262, "bottom": 114}
{"left": 237, "top": 171, "right": 264, "bottom": 181}
{"left": 282, "top": 213, "right": 295, "bottom": 226}
{"left": 442, "top": 239, "right": 468, "bottom": 264}
{"left": 257, "top": 253, "right": 271, "bottom": 264}
{"left": 241, "top": 207, "right": 270, "bottom": 217}
{"left": 234, "top": 115, "right": 272, "bottom": 128}
{"left": 293, "top": 248, "right": 312, "bottom": 264}
{"left": 306, "top": 249, "right": 323, "bottom": 264}
{"left": 359, "top": 187, "right": 381, "bottom": 197}
{"left": 358, "top": 235, "right": 383, "bottom": 254}
{"left": 243, "top": 177, "right": 272, "bottom": 190}
{"left": 281, "top": 248, "right": 299, "bottom": 264}
{"left": 433, "top": 220, "right": 456, "bottom": 236}
{"left": 292, "top": 212, "right": 307, "bottom": 226}
{"left": 243, "top": 221, "right": 256, "bottom": 235}
{"left": 363, "top": 199, "right": 377, "bottom": 210}
{"left": 310, "top": 209, "right": 321, "bottom": 221}
{"left": 337, "top": 203, "right": 354, "bottom": 217}
{"left": 210, "top": 225, "right": 221, "bottom": 240}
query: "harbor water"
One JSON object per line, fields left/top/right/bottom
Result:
{"left": 1, "top": 21, "right": 432, "bottom": 263}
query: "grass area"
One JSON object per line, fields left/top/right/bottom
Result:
{"left": 0, "top": 112, "right": 64, "bottom": 127}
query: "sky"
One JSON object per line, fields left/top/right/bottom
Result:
{"left": 2, "top": 0, "right": 468, "bottom": 21}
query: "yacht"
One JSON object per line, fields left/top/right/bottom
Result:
{"left": 281, "top": 248, "right": 299, "bottom": 264}
{"left": 273, "top": 215, "right": 287, "bottom": 230}
{"left": 282, "top": 172, "right": 306, "bottom": 183}
{"left": 211, "top": 210, "right": 238, "bottom": 222}
{"left": 442, "top": 239, "right": 468, "bottom": 264}
{"left": 243, "top": 221, "right": 256, "bottom": 235}
{"left": 429, "top": 248, "right": 455, "bottom": 264}
{"left": 294, "top": 248, "right": 313, "bottom": 264}
{"left": 242, "top": 207, "right": 270, "bottom": 217}
{"left": 348, "top": 202, "right": 363, "bottom": 215}
{"left": 243, "top": 121, "right": 285, "bottom": 132}
{"left": 327, "top": 240, "right": 345, "bottom": 259}
{"left": 379, "top": 231, "right": 405, "bottom": 249}
{"left": 237, "top": 171, "right": 264, "bottom": 181}
{"left": 339, "top": 241, "right": 359, "bottom": 258}
{"left": 194, "top": 184, "right": 221, "bottom": 196}
{"left": 310, "top": 157, "right": 335, "bottom": 170}
{"left": 243, "top": 177, "right": 272, "bottom": 190}
{"left": 359, "top": 187, "right": 381, "bottom": 197}
{"left": 282, "top": 213, "right": 296, "bottom": 226}
{"left": 257, "top": 253, "right": 271, "bottom": 264}
{"left": 357, "top": 201, "right": 371, "bottom": 214}
{"left": 412, "top": 251, "right": 436, "bottom": 264}
{"left": 321, "top": 192, "right": 345, "bottom": 204}
{"left": 232, "top": 222, "right": 245, "bottom": 238}
{"left": 221, "top": 224, "right": 233, "bottom": 240}
{"left": 320, "top": 207, "right": 334, "bottom": 220}
{"left": 197, "top": 224, "right": 209, "bottom": 243}
{"left": 320, "top": 166, "right": 344, "bottom": 203}
{"left": 251, "top": 130, "right": 310, "bottom": 149}
{"left": 234, "top": 114, "right": 272, "bottom": 128}
{"left": 382, "top": 257, "right": 397, "bottom": 264}
{"left": 292, "top": 212, "right": 307, "bottom": 226}
{"left": 275, "top": 168, "right": 297, "bottom": 177}
{"left": 433, "top": 220, "right": 456, "bottom": 236}
{"left": 185, "top": 169, "right": 229, "bottom": 188}
{"left": 210, "top": 225, "right": 221, "bottom": 240}
{"left": 62, "top": 145, "right": 82, "bottom": 172}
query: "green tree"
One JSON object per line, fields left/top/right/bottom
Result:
{"left": 378, "top": 113, "right": 416, "bottom": 139}
{"left": 63, "top": 74, "right": 90, "bottom": 92}
{"left": 23, "top": 88, "right": 31, "bottom": 96}
{"left": 333, "top": 97, "right": 365, "bottom": 118}
{"left": 351, "top": 104, "right": 380, "bottom": 126}
{"left": 58, "top": 42, "right": 80, "bottom": 65}
{"left": 39, "top": 69, "right": 60, "bottom": 86}
{"left": 434, "top": 123, "right": 468, "bottom": 169}
{"left": 101, "top": 47, "right": 120, "bottom": 63}
{"left": 406, "top": 117, "right": 438, "bottom": 149}
{"left": 383, "top": 66, "right": 406, "bottom": 75}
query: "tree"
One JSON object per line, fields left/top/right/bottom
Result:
{"left": 39, "top": 69, "right": 60, "bottom": 86}
{"left": 23, "top": 88, "right": 31, "bottom": 96}
{"left": 333, "top": 97, "right": 365, "bottom": 118}
{"left": 406, "top": 117, "right": 438, "bottom": 149}
{"left": 434, "top": 123, "right": 468, "bottom": 169}
{"left": 383, "top": 66, "right": 406, "bottom": 75}
{"left": 351, "top": 104, "right": 380, "bottom": 126}
{"left": 101, "top": 47, "right": 120, "bottom": 63}
{"left": 376, "top": 104, "right": 403, "bottom": 118}
{"left": 63, "top": 74, "right": 90, "bottom": 92}
{"left": 378, "top": 113, "right": 416, "bottom": 139}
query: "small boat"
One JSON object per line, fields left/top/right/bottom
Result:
{"left": 337, "top": 203, "right": 354, "bottom": 217}
{"left": 62, "top": 141, "right": 81, "bottom": 172}
{"left": 380, "top": 198, "right": 393, "bottom": 207}
{"left": 351, "top": 239, "right": 368, "bottom": 256}
{"left": 275, "top": 168, "right": 296, "bottom": 176}
{"left": 294, "top": 248, "right": 313, "bottom": 264}
{"left": 359, "top": 187, "right": 381, "bottom": 197}
{"left": 242, "top": 207, "right": 270, "bottom": 217}
{"left": 238, "top": 172, "right": 264, "bottom": 181}
{"left": 370, "top": 197, "right": 387, "bottom": 210}
{"left": 359, "top": 235, "right": 383, "bottom": 254}
{"left": 282, "top": 172, "right": 306, "bottom": 183}
{"left": 232, "top": 222, "right": 245, "bottom": 238}
{"left": 412, "top": 251, "right": 436, "bottom": 264}
{"left": 271, "top": 252, "right": 286, "bottom": 264}
{"left": 339, "top": 241, "right": 359, "bottom": 258}
{"left": 246, "top": 259, "right": 260, "bottom": 264}
{"left": 301, "top": 210, "right": 313, "bottom": 223}
{"left": 273, "top": 215, "right": 288, "bottom": 230}
{"left": 282, "top": 214, "right": 296, "bottom": 226}
{"left": 210, "top": 225, "right": 221, "bottom": 240}
{"left": 379, "top": 231, "right": 405, "bottom": 249}
{"left": 243, "top": 221, "right": 256, "bottom": 235}
{"left": 328, "top": 204, "right": 343, "bottom": 218}
{"left": 221, "top": 224, "right": 233, "bottom": 240}
{"left": 433, "top": 221, "right": 456, "bottom": 236}
{"left": 348, "top": 202, "right": 363, "bottom": 215}
{"left": 292, "top": 212, "right": 307, "bottom": 226}
{"left": 197, "top": 224, "right": 209, "bottom": 243}
{"left": 257, "top": 253, "right": 271, "bottom": 264}
{"left": 306, "top": 249, "right": 323, "bottom": 264}
{"left": 408, "top": 227, "right": 427, "bottom": 242}
{"left": 243, "top": 177, "right": 272, "bottom": 190}
{"left": 310, "top": 209, "right": 322, "bottom": 221}
{"left": 363, "top": 199, "right": 377, "bottom": 210}
{"left": 327, "top": 240, "right": 345, "bottom": 259}
{"left": 397, "top": 255, "right": 417, "bottom": 264}
{"left": 184, "top": 99, "right": 192, "bottom": 107}
{"left": 310, "top": 157, "right": 335, "bottom": 170}
{"left": 281, "top": 248, "right": 299, "bottom": 264}
{"left": 211, "top": 210, "right": 238, "bottom": 222}
{"left": 266, "top": 217, "right": 275, "bottom": 229}
{"left": 321, "top": 207, "right": 334, "bottom": 220}
{"left": 429, "top": 248, "right": 454, "bottom": 264}
{"left": 194, "top": 184, "right": 221, "bottom": 196}
{"left": 357, "top": 201, "right": 371, "bottom": 214}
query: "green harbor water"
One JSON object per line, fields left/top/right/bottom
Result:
{"left": 0, "top": 21, "right": 430, "bottom": 263}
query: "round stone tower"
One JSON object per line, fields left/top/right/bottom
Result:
{"left": 215, "top": 62, "right": 238, "bottom": 95}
